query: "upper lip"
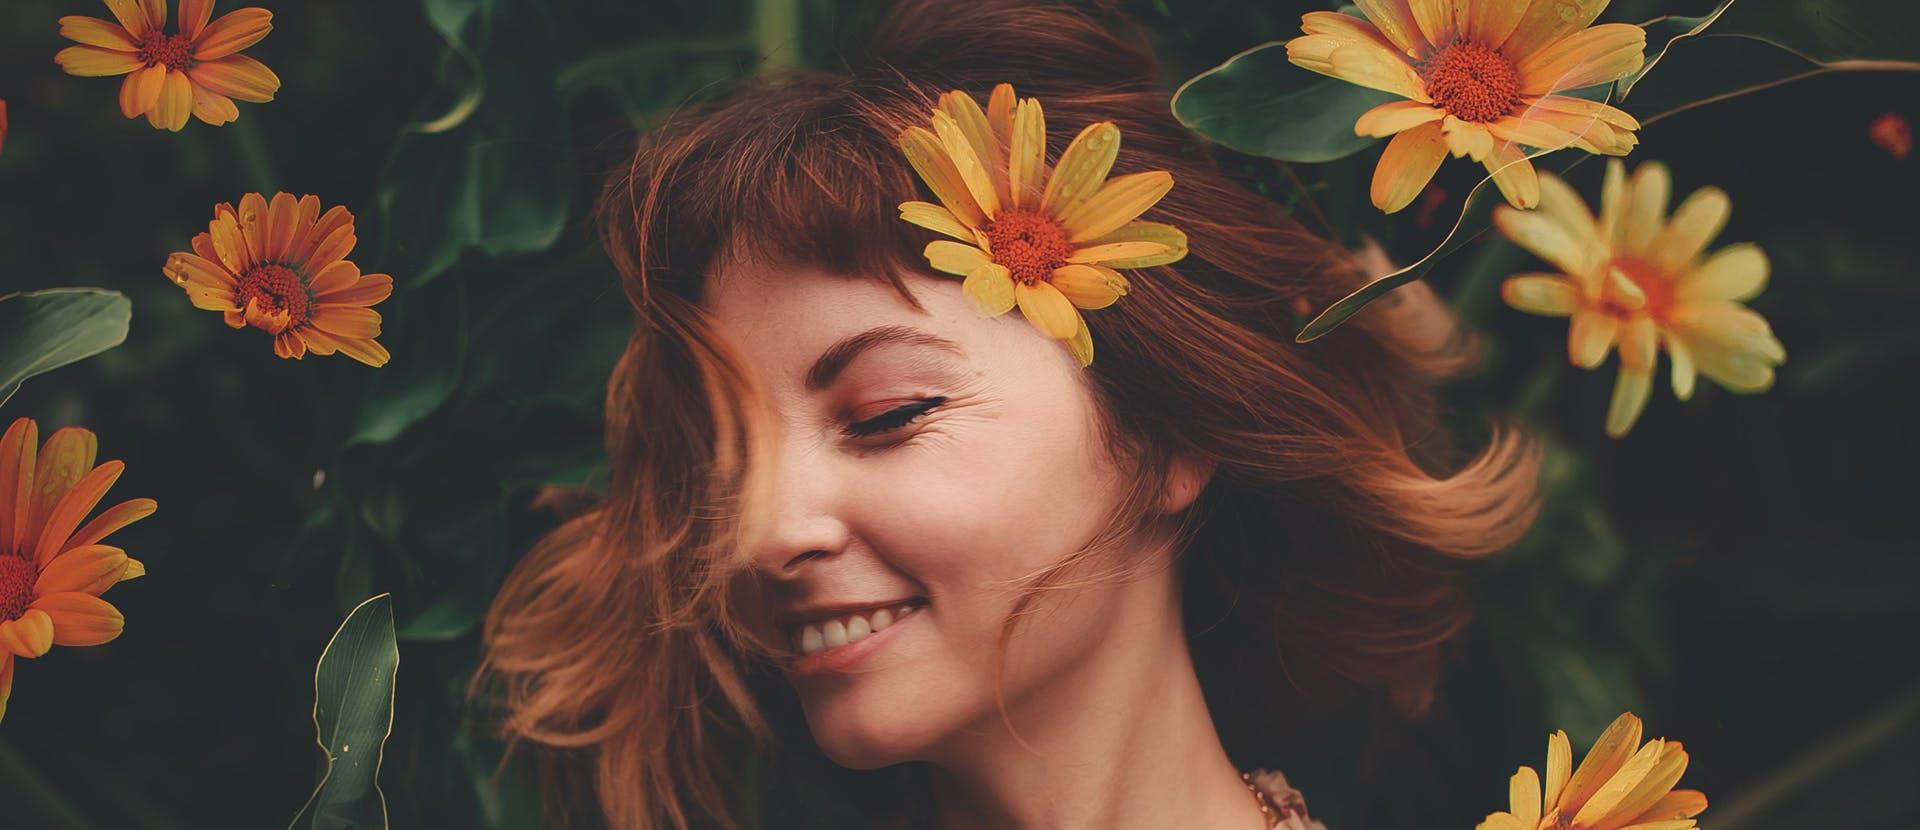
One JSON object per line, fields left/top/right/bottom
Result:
{"left": 772, "top": 596, "right": 923, "bottom": 628}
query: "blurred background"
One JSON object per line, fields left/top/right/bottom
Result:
{"left": 1, "top": 0, "right": 1916, "bottom": 827}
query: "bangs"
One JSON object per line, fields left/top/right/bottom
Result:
{"left": 600, "top": 73, "right": 934, "bottom": 306}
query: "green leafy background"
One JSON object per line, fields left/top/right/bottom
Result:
{"left": 1, "top": 0, "right": 1916, "bottom": 827}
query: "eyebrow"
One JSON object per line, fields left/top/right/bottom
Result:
{"left": 805, "top": 325, "right": 966, "bottom": 391}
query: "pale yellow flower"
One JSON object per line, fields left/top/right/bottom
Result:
{"left": 1497, "top": 159, "right": 1785, "bottom": 437}
{"left": 1478, "top": 712, "right": 1707, "bottom": 830}
{"left": 896, "top": 84, "right": 1188, "bottom": 366}
{"left": 1287, "top": 0, "right": 1644, "bottom": 213}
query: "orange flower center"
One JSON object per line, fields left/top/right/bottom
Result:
{"left": 1604, "top": 256, "right": 1675, "bottom": 322}
{"left": 0, "top": 553, "right": 35, "bottom": 622}
{"left": 139, "top": 33, "right": 197, "bottom": 71}
{"left": 237, "top": 264, "right": 312, "bottom": 331}
{"left": 985, "top": 209, "right": 1075, "bottom": 285}
{"left": 1421, "top": 41, "right": 1521, "bottom": 123}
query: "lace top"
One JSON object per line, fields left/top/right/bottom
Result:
{"left": 1243, "top": 768, "right": 1327, "bottom": 830}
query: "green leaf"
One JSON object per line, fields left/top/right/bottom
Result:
{"left": 0, "top": 288, "right": 131, "bottom": 407}
{"left": 397, "top": 589, "right": 486, "bottom": 643}
{"left": 290, "top": 594, "right": 400, "bottom": 830}
{"left": 348, "top": 281, "right": 469, "bottom": 446}
{"left": 1171, "top": 41, "right": 1396, "bottom": 164}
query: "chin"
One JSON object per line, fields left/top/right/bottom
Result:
{"left": 799, "top": 685, "right": 955, "bottom": 769}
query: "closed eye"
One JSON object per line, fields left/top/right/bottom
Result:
{"left": 842, "top": 397, "right": 947, "bottom": 438}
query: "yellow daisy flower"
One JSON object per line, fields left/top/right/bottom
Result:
{"left": 1478, "top": 712, "right": 1707, "bottom": 830}
{"left": 1287, "top": 0, "right": 1645, "bottom": 213}
{"left": 55, "top": 0, "right": 279, "bottom": 131}
{"left": 896, "top": 84, "right": 1188, "bottom": 366}
{"left": 163, "top": 192, "right": 394, "bottom": 366}
{"left": 0, "top": 418, "right": 154, "bottom": 723}
{"left": 1497, "top": 159, "right": 1784, "bottom": 437}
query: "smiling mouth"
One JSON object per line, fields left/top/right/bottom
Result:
{"left": 786, "top": 597, "right": 929, "bottom": 656}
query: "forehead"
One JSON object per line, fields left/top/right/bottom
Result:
{"left": 702, "top": 255, "right": 1062, "bottom": 391}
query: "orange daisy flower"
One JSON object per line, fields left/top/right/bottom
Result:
{"left": 55, "top": 0, "right": 279, "bottom": 131}
{"left": 897, "top": 84, "right": 1188, "bottom": 367}
{"left": 0, "top": 418, "right": 154, "bottom": 723}
{"left": 163, "top": 192, "right": 394, "bottom": 366}
{"left": 1287, "top": 0, "right": 1645, "bottom": 213}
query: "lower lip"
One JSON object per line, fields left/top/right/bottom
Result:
{"left": 785, "top": 605, "right": 924, "bottom": 678}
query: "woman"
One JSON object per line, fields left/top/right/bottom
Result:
{"left": 476, "top": 1, "right": 1541, "bottom": 827}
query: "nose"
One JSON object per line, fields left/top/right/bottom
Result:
{"left": 750, "top": 438, "right": 852, "bottom": 577}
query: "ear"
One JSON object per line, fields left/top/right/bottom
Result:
{"left": 1159, "top": 453, "right": 1217, "bottom": 515}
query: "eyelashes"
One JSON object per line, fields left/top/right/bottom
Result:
{"left": 842, "top": 396, "right": 947, "bottom": 438}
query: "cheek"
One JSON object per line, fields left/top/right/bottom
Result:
{"left": 850, "top": 398, "right": 1119, "bottom": 597}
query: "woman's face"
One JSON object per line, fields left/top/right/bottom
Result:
{"left": 707, "top": 255, "right": 1166, "bottom": 769}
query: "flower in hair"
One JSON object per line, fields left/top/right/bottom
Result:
{"left": 896, "top": 84, "right": 1187, "bottom": 367}
{"left": 1286, "top": 0, "right": 1644, "bottom": 213}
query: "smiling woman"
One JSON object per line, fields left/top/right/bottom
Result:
{"left": 472, "top": 1, "right": 1540, "bottom": 828}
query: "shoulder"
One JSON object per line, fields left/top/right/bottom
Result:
{"left": 1245, "top": 768, "right": 1329, "bottom": 830}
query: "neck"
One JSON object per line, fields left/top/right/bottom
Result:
{"left": 917, "top": 575, "right": 1269, "bottom": 830}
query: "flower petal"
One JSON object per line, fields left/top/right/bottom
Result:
{"left": 1065, "top": 241, "right": 1173, "bottom": 264}
{"left": 238, "top": 193, "right": 269, "bottom": 262}
{"left": 1509, "top": 766, "right": 1544, "bottom": 827}
{"left": 154, "top": 69, "right": 194, "bottom": 131}
{"left": 24, "top": 428, "right": 98, "bottom": 553}
{"left": 932, "top": 110, "right": 1001, "bottom": 220}
{"left": 1568, "top": 308, "right": 1620, "bottom": 369}
{"left": 1041, "top": 122, "right": 1121, "bottom": 216}
{"left": 31, "top": 460, "right": 122, "bottom": 566}
{"left": 1495, "top": 203, "right": 1598, "bottom": 277}
{"left": 1408, "top": 0, "right": 1457, "bottom": 49}
{"left": 265, "top": 192, "right": 300, "bottom": 261}
{"left": 1619, "top": 162, "right": 1671, "bottom": 255}
{"left": 1467, "top": 0, "right": 1530, "bottom": 48}
{"left": 102, "top": 0, "right": 156, "bottom": 38}
{"left": 54, "top": 45, "right": 144, "bottom": 77}
{"left": 1050, "top": 264, "right": 1129, "bottom": 309}
{"left": 315, "top": 273, "right": 393, "bottom": 308}
{"left": 1354, "top": 0, "right": 1426, "bottom": 55}
{"left": 309, "top": 306, "right": 383, "bottom": 340}
{"left": 1014, "top": 280, "right": 1081, "bottom": 340}
{"left": 1676, "top": 242, "right": 1767, "bottom": 303}
{"left": 1502, "top": 274, "right": 1581, "bottom": 316}
{"left": 189, "top": 81, "right": 240, "bottom": 126}
{"left": 1486, "top": 113, "right": 1583, "bottom": 152}
{"left": 1483, "top": 143, "right": 1541, "bottom": 210}
{"left": 1371, "top": 120, "right": 1447, "bottom": 213}
{"left": 1008, "top": 97, "right": 1047, "bottom": 209}
{"left": 1503, "top": 0, "right": 1610, "bottom": 59}
{"left": 1, "top": 653, "right": 14, "bottom": 722}
{"left": 1605, "top": 364, "right": 1654, "bottom": 437}
{"left": 899, "top": 126, "right": 987, "bottom": 230}
{"left": 937, "top": 90, "right": 1008, "bottom": 209}
{"left": 1442, "top": 116, "right": 1497, "bottom": 160}
{"left": 1545, "top": 730, "right": 1574, "bottom": 813}
{"left": 187, "top": 54, "right": 280, "bottom": 103}
{"left": 32, "top": 593, "right": 124, "bottom": 647}
{"left": 65, "top": 498, "right": 156, "bottom": 550}
{"left": 35, "top": 544, "right": 129, "bottom": 596}
{"left": 1065, "top": 316, "right": 1094, "bottom": 367}
{"left": 899, "top": 201, "right": 975, "bottom": 242}
{"left": 305, "top": 226, "right": 359, "bottom": 275}
{"left": 274, "top": 331, "right": 308, "bottom": 360}
{"left": 1517, "top": 24, "right": 1647, "bottom": 96}
{"left": 961, "top": 263, "right": 1016, "bottom": 317}
{"left": 1080, "top": 222, "right": 1188, "bottom": 269}
{"left": 164, "top": 251, "right": 238, "bottom": 290}
{"left": 1559, "top": 713, "right": 1645, "bottom": 817}
{"left": 1301, "top": 11, "right": 1401, "bottom": 53}
{"left": 1594, "top": 744, "right": 1691, "bottom": 830}
{"left": 1355, "top": 100, "right": 1446, "bottom": 138}
{"left": 1328, "top": 43, "right": 1431, "bottom": 101}
{"left": 193, "top": 8, "right": 273, "bottom": 61}
{"left": 1631, "top": 790, "right": 1709, "bottom": 822}
{"left": 986, "top": 83, "right": 1015, "bottom": 146}
{"left": 1651, "top": 186, "right": 1730, "bottom": 274}
{"left": 0, "top": 418, "right": 37, "bottom": 555}
{"left": 58, "top": 16, "right": 139, "bottom": 51}
{"left": 924, "top": 240, "right": 991, "bottom": 277}
{"left": 179, "top": 0, "right": 215, "bottom": 39}
{"left": 1060, "top": 171, "right": 1174, "bottom": 242}
{"left": 0, "top": 611, "right": 55, "bottom": 658}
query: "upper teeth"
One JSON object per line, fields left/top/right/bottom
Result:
{"left": 791, "top": 601, "right": 922, "bottom": 655}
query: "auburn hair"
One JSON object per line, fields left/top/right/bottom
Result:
{"left": 473, "top": 1, "right": 1542, "bottom": 828}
